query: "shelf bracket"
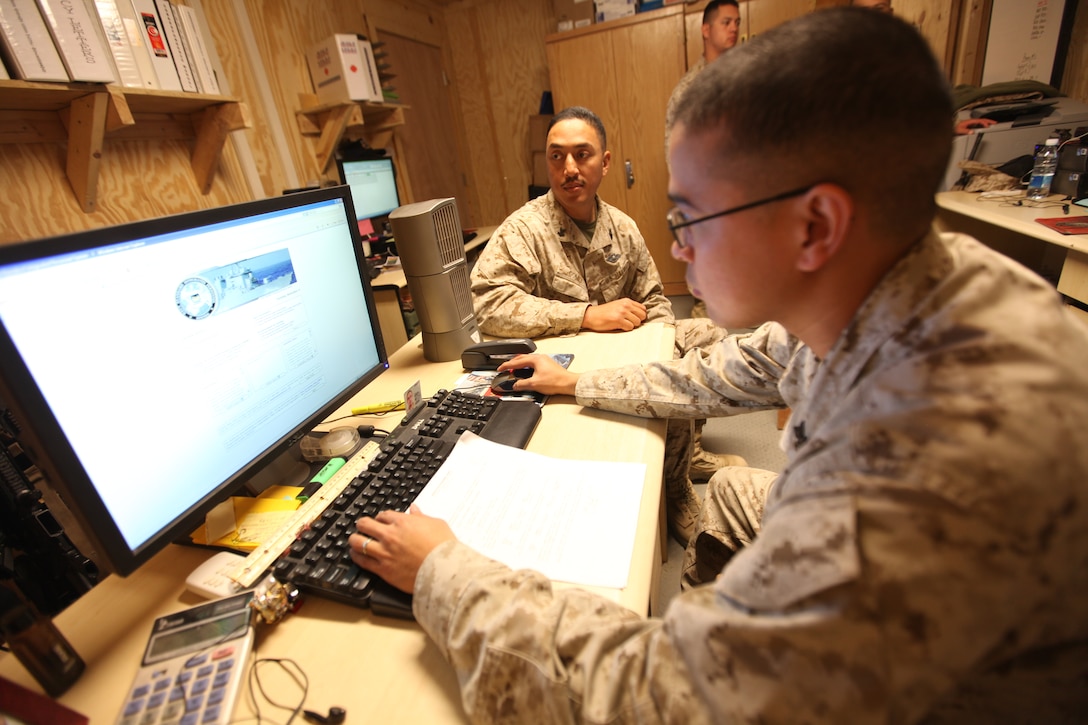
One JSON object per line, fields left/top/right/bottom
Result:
{"left": 191, "top": 102, "right": 250, "bottom": 194}
{"left": 296, "top": 95, "right": 407, "bottom": 174}
{"left": 313, "top": 103, "right": 356, "bottom": 173}
{"left": 64, "top": 92, "right": 109, "bottom": 214}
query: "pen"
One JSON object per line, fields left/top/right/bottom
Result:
{"left": 296, "top": 457, "right": 346, "bottom": 501}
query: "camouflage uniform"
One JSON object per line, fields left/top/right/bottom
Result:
{"left": 469, "top": 189, "right": 727, "bottom": 534}
{"left": 470, "top": 190, "right": 674, "bottom": 339}
{"left": 413, "top": 230, "right": 1088, "bottom": 723}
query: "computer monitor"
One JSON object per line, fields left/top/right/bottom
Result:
{"left": 335, "top": 156, "right": 400, "bottom": 231}
{"left": 0, "top": 187, "right": 388, "bottom": 577}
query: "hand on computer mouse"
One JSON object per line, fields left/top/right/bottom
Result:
{"left": 490, "top": 368, "right": 533, "bottom": 395}
{"left": 497, "top": 354, "right": 580, "bottom": 397}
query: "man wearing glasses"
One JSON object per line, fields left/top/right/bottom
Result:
{"left": 351, "top": 9, "right": 1088, "bottom": 721}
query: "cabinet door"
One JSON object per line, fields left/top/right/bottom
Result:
{"left": 609, "top": 15, "right": 687, "bottom": 291}
{"left": 546, "top": 10, "right": 687, "bottom": 292}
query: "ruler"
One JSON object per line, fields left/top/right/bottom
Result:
{"left": 224, "top": 440, "right": 382, "bottom": 588}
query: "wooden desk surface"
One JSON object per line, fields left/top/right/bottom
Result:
{"left": 0, "top": 323, "right": 674, "bottom": 723}
{"left": 936, "top": 191, "right": 1088, "bottom": 255}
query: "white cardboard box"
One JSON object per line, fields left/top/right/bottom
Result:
{"left": 308, "top": 33, "right": 378, "bottom": 104}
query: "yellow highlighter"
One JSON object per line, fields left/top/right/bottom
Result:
{"left": 351, "top": 400, "right": 405, "bottom": 415}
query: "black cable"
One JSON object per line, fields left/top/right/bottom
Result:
{"left": 247, "top": 656, "right": 309, "bottom": 725}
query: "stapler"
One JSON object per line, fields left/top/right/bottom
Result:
{"left": 461, "top": 339, "right": 537, "bottom": 370}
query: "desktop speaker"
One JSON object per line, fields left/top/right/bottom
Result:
{"left": 389, "top": 198, "right": 481, "bottom": 361}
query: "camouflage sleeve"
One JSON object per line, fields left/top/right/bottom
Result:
{"left": 470, "top": 223, "right": 589, "bottom": 338}
{"left": 576, "top": 321, "right": 803, "bottom": 419}
{"left": 413, "top": 540, "right": 713, "bottom": 723}
{"left": 413, "top": 485, "right": 1057, "bottom": 723}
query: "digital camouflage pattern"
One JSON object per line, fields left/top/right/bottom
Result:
{"left": 414, "top": 230, "right": 1088, "bottom": 723}
{"left": 470, "top": 191, "right": 673, "bottom": 339}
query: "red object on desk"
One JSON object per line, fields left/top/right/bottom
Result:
{"left": 0, "top": 675, "right": 88, "bottom": 724}
{"left": 1035, "top": 217, "right": 1088, "bottom": 235}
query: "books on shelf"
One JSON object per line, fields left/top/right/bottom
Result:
{"left": 0, "top": 0, "right": 220, "bottom": 94}
{"left": 35, "top": 0, "right": 116, "bottom": 82}
{"left": 153, "top": 0, "right": 194, "bottom": 91}
{"left": 356, "top": 37, "right": 382, "bottom": 102}
{"left": 128, "top": 0, "right": 181, "bottom": 90}
{"left": 105, "top": 0, "right": 155, "bottom": 88}
{"left": 91, "top": 0, "right": 143, "bottom": 87}
{"left": 172, "top": 1, "right": 216, "bottom": 94}
{"left": 0, "top": 0, "right": 69, "bottom": 81}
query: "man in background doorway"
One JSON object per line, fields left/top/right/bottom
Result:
{"left": 665, "top": 0, "right": 741, "bottom": 138}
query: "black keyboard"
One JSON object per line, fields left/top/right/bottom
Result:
{"left": 271, "top": 390, "right": 541, "bottom": 619}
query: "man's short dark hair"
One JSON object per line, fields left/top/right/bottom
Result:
{"left": 675, "top": 7, "right": 953, "bottom": 239}
{"left": 703, "top": 0, "right": 739, "bottom": 25}
{"left": 548, "top": 106, "right": 607, "bottom": 151}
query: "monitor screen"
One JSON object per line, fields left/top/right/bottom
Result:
{"left": 336, "top": 157, "right": 401, "bottom": 222}
{"left": 0, "top": 187, "right": 389, "bottom": 576}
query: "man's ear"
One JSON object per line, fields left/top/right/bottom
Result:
{"left": 796, "top": 183, "right": 852, "bottom": 273}
{"left": 601, "top": 149, "right": 611, "bottom": 176}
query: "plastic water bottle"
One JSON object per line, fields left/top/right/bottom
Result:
{"left": 1026, "top": 137, "right": 1060, "bottom": 200}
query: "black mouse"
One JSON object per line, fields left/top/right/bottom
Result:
{"left": 490, "top": 368, "right": 532, "bottom": 395}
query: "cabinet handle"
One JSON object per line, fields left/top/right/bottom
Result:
{"left": 625, "top": 160, "right": 635, "bottom": 189}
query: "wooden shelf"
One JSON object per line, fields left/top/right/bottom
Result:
{"left": 0, "top": 80, "right": 250, "bottom": 213}
{"left": 296, "top": 93, "right": 407, "bottom": 172}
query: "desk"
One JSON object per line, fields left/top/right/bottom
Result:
{"left": 0, "top": 323, "right": 673, "bottom": 723}
{"left": 371, "top": 225, "right": 497, "bottom": 349}
{"left": 936, "top": 191, "right": 1088, "bottom": 319}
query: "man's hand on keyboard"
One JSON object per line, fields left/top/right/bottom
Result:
{"left": 498, "top": 354, "right": 579, "bottom": 396}
{"left": 349, "top": 505, "right": 456, "bottom": 593}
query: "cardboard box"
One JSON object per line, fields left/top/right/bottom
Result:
{"left": 308, "top": 33, "right": 379, "bottom": 104}
{"left": 532, "top": 150, "right": 549, "bottom": 187}
{"left": 554, "top": 0, "right": 593, "bottom": 32}
{"left": 595, "top": 0, "right": 636, "bottom": 23}
{"left": 529, "top": 114, "right": 550, "bottom": 152}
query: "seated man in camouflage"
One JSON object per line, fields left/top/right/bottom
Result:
{"left": 352, "top": 11, "right": 1088, "bottom": 721}
{"left": 470, "top": 105, "right": 741, "bottom": 544}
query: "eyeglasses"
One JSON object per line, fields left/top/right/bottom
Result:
{"left": 666, "top": 184, "right": 816, "bottom": 249}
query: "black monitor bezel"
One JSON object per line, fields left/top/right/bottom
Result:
{"left": 0, "top": 187, "right": 389, "bottom": 577}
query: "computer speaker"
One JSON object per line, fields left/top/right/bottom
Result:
{"left": 389, "top": 198, "right": 481, "bottom": 362}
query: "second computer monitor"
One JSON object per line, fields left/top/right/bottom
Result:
{"left": 336, "top": 156, "right": 400, "bottom": 232}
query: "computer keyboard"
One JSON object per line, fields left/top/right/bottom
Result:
{"left": 270, "top": 390, "right": 541, "bottom": 619}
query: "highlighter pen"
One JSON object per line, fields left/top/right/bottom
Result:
{"left": 351, "top": 400, "right": 405, "bottom": 415}
{"left": 296, "top": 457, "right": 346, "bottom": 501}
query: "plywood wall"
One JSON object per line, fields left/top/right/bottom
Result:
{"left": 2, "top": 0, "right": 1085, "bottom": 247}
{"left": 0, "top": 109, "right": 252, "bottom": 245}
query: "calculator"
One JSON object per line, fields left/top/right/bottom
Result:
{"left": 116, "top": 590, "right": 255, "bottom": 725}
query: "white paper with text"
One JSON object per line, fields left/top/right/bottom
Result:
{"left": 412, "top": 433, "right": 645, "bottom": 590}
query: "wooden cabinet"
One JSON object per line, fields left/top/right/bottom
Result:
{"left": 545, "top": 6, "right": 688, "bottom": 293}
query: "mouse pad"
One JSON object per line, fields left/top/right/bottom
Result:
{"left": 453, "top": 353, "right": 574, "bottom": 405}
{"left": 1035, "top": 217, "right": 1088, "bottom": 235}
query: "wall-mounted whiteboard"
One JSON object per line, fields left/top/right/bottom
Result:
{"left": 981, "top": 0, "right": 1067, "bottom": 86}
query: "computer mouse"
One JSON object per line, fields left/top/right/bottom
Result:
{"left": 490, "top": 368, "right": 532, "bottom": 395}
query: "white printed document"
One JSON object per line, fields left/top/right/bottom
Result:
{"left": 412, "top": 433, "right": 646, "bottom": 590}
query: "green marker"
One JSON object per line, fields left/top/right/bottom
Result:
{"left": 296, "top": 457, "right": 346, "bottom": 501}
